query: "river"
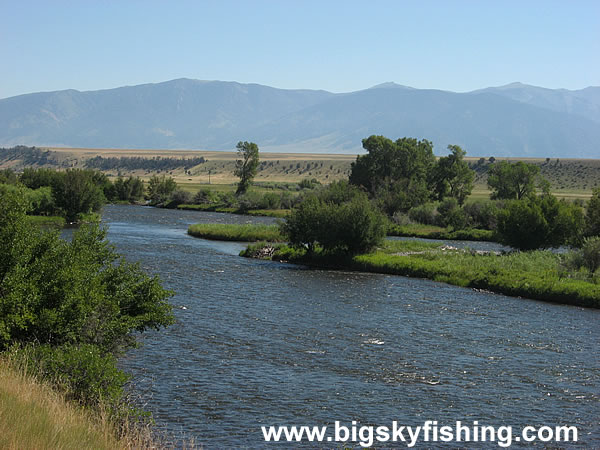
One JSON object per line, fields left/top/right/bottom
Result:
{"left": 98, "top": 205, "right": 598, "bottom": 448}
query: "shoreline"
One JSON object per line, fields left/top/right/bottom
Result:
{"left": 241, "top": 242, "right": 600, "bottom": 309}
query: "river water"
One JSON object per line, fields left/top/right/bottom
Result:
{"left": 99, "top": 205, "right": 598, "bottom": 448}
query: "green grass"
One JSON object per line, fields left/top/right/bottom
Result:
{"left": 188, "top": 223, "right": 285, "bottom": 242}
{"left": 25, "top": 215, "right": 66, "bottom": 229}
{"left": 178, "top": 204, "right": 290, "bottom": 218}
{"left": 388, "top": 223, "right": 495, "bottom": 241}
{"left": 243, "top": 241, "right": 600, "bottom": 308}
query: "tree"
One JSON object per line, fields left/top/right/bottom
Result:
{"left": 349, "top": 135, "right": 435, "bottom": 214}
{"left": 234, "top": 141, "right": 260, "bottom": 195}
{"left": 147, "top": 174, "right": 177, "bottom": 206}
{"left": 52, "top": 169, "right": 106, "bottom": 222}
{"left": 585, "top": 188, "right": 600, "bottom": 237}
{"left": 431, "top": 145, "right": 475, "bottom": 205}
{"left": 487, "top": 161, "right": 541, "bottom": 200}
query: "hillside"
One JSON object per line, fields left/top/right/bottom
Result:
{"left": 0, "top": 79, "right": 599, "bottom": 157}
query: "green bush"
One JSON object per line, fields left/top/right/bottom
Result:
{"left": 0, "top": 189, "right": 174, "bottom": 353}
{"left": 436, "top": 198, "right": 467, "bottom": 230}
{"left": 408, "top": 203, "right": 437, "bottom": 225}
{"left": 14, "top": 343, "right": 129, "bottom": 408}
{"left": 586, "top": 188, "right": 600, "bottom": 237}
{"left": 281, "top": 188, "right": 387, "bottom": 254}
{"left": 581, "top": 237, "right": 600, "bottom": 273}
{"left": 496, "top": 194, "right": 585, "bottom": 250}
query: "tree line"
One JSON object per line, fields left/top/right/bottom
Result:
{"left": 282, "top": 135, "right": 600, "bottom": 254}
{"left": 0, "top": 168, "right": 144, "bottom": 222}
{"left": 85, "top": 155, "right": 206, "bottom": 171}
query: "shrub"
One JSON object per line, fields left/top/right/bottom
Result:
{"left": 193, "top": 187, "right": 218, "bottom": 204}
{"left": 586, "top": 188, "right": 600, "bottom": 237}
{"left": 15, "top": 343, "right": 129, "bottom": 408}
{"left": 408, "top": 203, "right": 437, "bottom": 225}
{"left": 168, "top": 189, "right": 192, "bottom": 207}
{"left": 436, "top": 198, "right": 467, "bottom": 230}
{"left": 463, "top": 201, "right": 499, "bottom": 230}
{"left": 581, "top": 237, "right": 600, "bottom": 273}
{"left": 496, "top": 194, "right": 585, "bottom": 250}
{"left": 281, "top": 188, "right": 387, "bottom": 255}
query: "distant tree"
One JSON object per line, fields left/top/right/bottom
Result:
{"left": 349, "top": 135, "right": 435, "bottom": 214}
{"left": 52, "top": 169, "right": 106, "bottom": 222}
{"left": 487, "top": 161, "right": 542, "bottom": 200}
{"left": 234, "top": 141, "right": 260, "bottom": 195}
{"left": 147, "top": 175, "right": 177, "bottom": 206}
{"left": 431, "top": 145, "right": 475, "bottom": 205}
{"left": 585, "top": 188, "right": 600, "bottom": 237}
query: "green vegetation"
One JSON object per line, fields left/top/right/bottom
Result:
{"left": 178, "top": 204, "right": 290, "bottom": 218}
{"left": 388, "top": 223, "right": 494, "bottom": 241}
{"left": 431, "top": 145, "right": 474, "bottom": 205}
{"left": 0, "top": 357, "right": 140, "bottom": 450}
{"left": 86, "top": 154, "right": 206, "bottom": 171}
{"left": 0, "top": 187, "right": 174, "bottom": 433}
{"left": 487, "top": 160, "right": 542, "bottom": 200}
{"left": 242, "top": 240, "right": 600, "bottom": 308}
{"left": 147, "top": 174, "right": 177, "bottom": 206}
{"left": 585, "top": 188, "right": 600, "bottom": 237}
{"left": 496, "top": 193, "right": 584, "bottom": 250}
{"left": 188, "top": 223, "right": 284, "bottom": 242}
{"left": 281, "top": 181, "right": 387, "bottom": 254}
{"left": 234, "top": 141, "right": 260, "bottom": 195}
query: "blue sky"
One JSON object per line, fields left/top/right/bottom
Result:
{"left": 1, "top": 0, "right": 599, "bottom": 99}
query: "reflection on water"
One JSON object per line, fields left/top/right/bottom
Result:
{"left": 100, "top": 205, "right": 599, "bottom": 448}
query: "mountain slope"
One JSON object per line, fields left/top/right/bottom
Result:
{"left": 0, "top": 79, "right": 598, "bottom": 157}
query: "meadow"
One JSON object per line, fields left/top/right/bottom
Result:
{"left": 2, "top": 146, "right": 597, "bottom": 201}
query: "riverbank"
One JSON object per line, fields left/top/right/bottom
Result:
{"left": 188, "top": 223, "right": 284, "bottom": 242}
{"left": 178, "top": 204, "right": 290, "bottom": 218}
{"left": 388, "top": 223, "right": 495, "bottom": 241}
{"left": 0, "top": 357, "right": 157, "bottom": 450}
{"left": 241, "top": 241, "right": 600, "bottom": 309}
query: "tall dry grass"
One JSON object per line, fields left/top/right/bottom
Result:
{"left": 0, "top": 355, "right": 188, "bottom": 449}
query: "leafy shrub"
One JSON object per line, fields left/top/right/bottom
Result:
{"left": 463, "top": 201, "right": 499, "bottom": 230}
{"left": 167, "top": 189, "right": 192, "bottom": 207}
{"left": 298, "top": 178, "right": 321, "bottom": 190}
{"left": 193, "top": 187, "right": 218, "bottom": 204}
{"left": 408, "top": 203, "right": 437, "bottom": 225}
{"left": 581, "top": 237, "right": 600, "bottom": 273}
{"left": 496, "top": 194, "right": 585, "bottom": 250}
{"left": 15, "top": 343, "right": 129, "bottom": 408}
{"left": 436, "top": 198, "right": 467, "bottom": 229}
{"left": 586, "top": 188, "right": 600, "bottom": 237}
{"left": 281, "top": 188, "right": 387, "bottom": 254}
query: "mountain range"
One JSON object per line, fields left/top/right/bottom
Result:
{"left": 1, "top": 79, "right": 599, "bottom": 157}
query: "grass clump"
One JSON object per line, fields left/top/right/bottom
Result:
{"left": 188, "top": 223, "right": 284, "bottom": 242}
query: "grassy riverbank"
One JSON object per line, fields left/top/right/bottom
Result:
{"left": 188, "top": 223, "right": 284, "bottom": 242}
{"left": 388, "top": 224, "right": 495, "bottom": 241}
{"left": 0, "top": 357, "right": 155, "bottom": 450}
{"left": 25, "top": 215, "right": 66, "bottom": 228}
{"left": 178, "top": 203, "right": 290, "bottom": 218}
{"left": 242, "top": 241, "right": 600, "bottom": 308}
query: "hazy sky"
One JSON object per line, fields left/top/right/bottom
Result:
{"left": 2, "top": 0, "right": 599, "bottom": 99}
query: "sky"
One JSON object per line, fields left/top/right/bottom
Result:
{"left": 1, "top": 0, "right": 599, "bottom": 99}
